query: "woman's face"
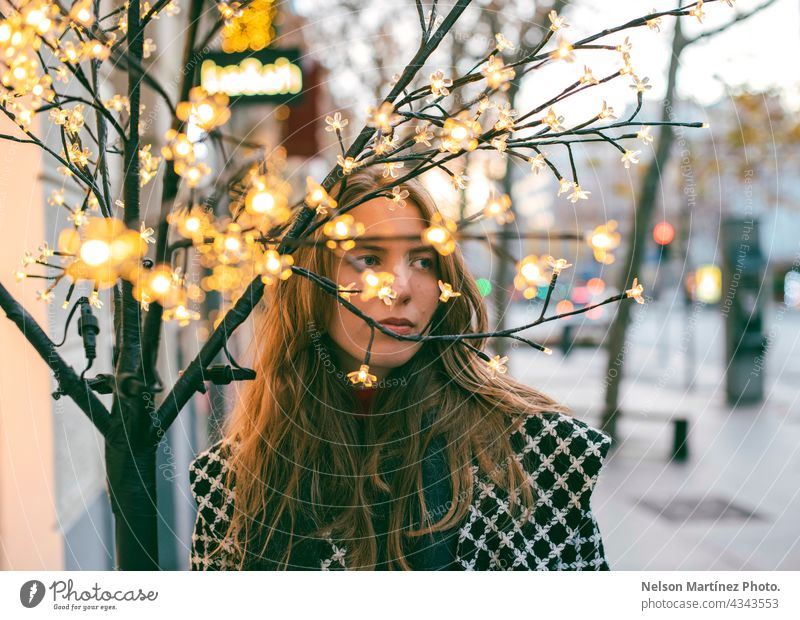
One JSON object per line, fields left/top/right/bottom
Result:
{"left": 326, "top": 197, "right": 441, "bottom": 380}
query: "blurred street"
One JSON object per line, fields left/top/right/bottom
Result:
{"left": 509, "top": 301, "right": 800, "bottom": 570}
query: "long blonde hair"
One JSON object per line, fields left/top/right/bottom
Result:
{"left": 211, "top": 167, "right": 569, "bottom": 570}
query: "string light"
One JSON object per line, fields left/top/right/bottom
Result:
{"left": 366, "top": 101, "right": 400, "bottom": 134}
{"left": 481, "top": 55, "right": 515, "bottom": 91}
{"left": 550, "top": 37, "right": 575, "bottom": 63}
{"left": 325, "top": 111, "right": 349, "bottom": 132}
{"left": 347, "top": 364, "right": 377, "bottom": 388}
{"left": 486, "top": 354, "right": 509, "bottom": 377}
{"left": 438, "top": 280, "right": 461, "bottom": 302}
{"left": 587, "top": 220, "right": 621, "bottom": 265}
{"left": 548, "top": 10, "right": 569, "bottom": 31}
{"left": 176, "top": 87, "right": 231, "bottom": 132}
{"left": 323, "top": 215, "right": 364, "bottom": 251}
{"left": 305, "top": 177, "right": 338, "bottom": 215}
{"left": 626, "top": 277, "right": 645, "bottom": 304}
{"left": 422, "top": 214, "right": 458, "bottom": 256}
{"left": 483, "top": 193, "right": 514, "bottom": 225}
{"left": 429, "top": 70, "right": 453, "bottom": 98}
{"left": 440, "top": 111, "right": 481, "bottom": 153}
{"left": 360, "top": 270, "right": 397, "bottom": 305}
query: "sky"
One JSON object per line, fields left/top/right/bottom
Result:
{"left": 540, "top": 0, "right": 800, "bottom": 111}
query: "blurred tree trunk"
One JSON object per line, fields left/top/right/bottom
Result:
{"left": 492, "top": 0, "right": 566, "bottom": 356}
{"left": 601, "top": 0, "right": 777, "bottom": 438}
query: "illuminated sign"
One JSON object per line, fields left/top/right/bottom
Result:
{"left": 198, "top": 49, "right": 303, "bottom": 104}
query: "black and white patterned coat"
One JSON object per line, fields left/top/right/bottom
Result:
{"left": 189, "top": 411, "right": 613, "bottom": 571}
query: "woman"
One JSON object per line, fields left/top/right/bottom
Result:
{"left": 189, "top": 167, "right": 612, "bottom": 570}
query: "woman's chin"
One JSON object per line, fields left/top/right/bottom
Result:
{"left": 363, "top": 349, "right": 419, "bottom": 371}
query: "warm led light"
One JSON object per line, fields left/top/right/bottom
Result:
{"left": 591, "top": 232, "right": 610, "bottom": 249}
{"left": 149, "top": 271, "right": 172, "bottom": 296}
{"left": 80, "top": 240, "right": 111, "bottom": 266}
{"left": 450, "top": 126, "right": 467, "bottom": 141}
{"left": 521, "top": 262, "right": 542, "bottom": 281}
{"left": 224, "top": 235, "right": 241, "bottom": 252}
{"left": 248, "top": 190, "right": 275, "bottom": 214}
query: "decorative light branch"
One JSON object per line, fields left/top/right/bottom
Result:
{"left": 0, "top": 0, "right": 734, "bottom": 568}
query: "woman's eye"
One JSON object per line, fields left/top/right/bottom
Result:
{"left": 412, "top": 257, "right": 434, "bottom": 270}
{"left": 356, "top": 255, "right": 379, "bottom": 267}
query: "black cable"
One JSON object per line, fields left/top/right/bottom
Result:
{"left": 222, "top": 340, "right": 244, "bottom": 370}
{"left": 80, "top": 358, "right": 94, "bottom": 382}
{"left": 77, "top": 298, "right": 100, "bottom": 361}
{"left": 53, "top": 297, "right": 86, "bottom": 347}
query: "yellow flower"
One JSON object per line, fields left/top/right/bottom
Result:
{"left": 325, "top": 111, "right": 348, "bottom": 132}
{"left": 338, "top": 282, "right": 358, "bottom": 301}
{"left": 429, "top": 70, "right": 453, "bottom": 98}
{"left": 324, "top": 214, "right": 364, "bottom": 251}
{"left": 514, "top": 255, "right": 547, "bottom": 299}
{"left": 495, "top": 33, "right": 514, "bottom": 52}
{"left": 388, "top": 186, "right": 410, "bottom": 210}
{"left": 366, "top": 101, "right": 400, "bottom": 134}
{"left": 567, "top": 184, "right": 591, "bottom": 203}
{"left": 626, "top": 277, "right": 645, "bottom": 304}
{"left": 550, "top": 37, "right": 575, "bottom": 63}
{"left": 336, "top": 155, "right": 361, "bottom": 175}
{"left": 176, "top": 86, "right": 231, "bottom": 132}
{"left": 548, "top": 10, "right": 568, "bottom": 31}
{"left": 620, "top": 150, "right": 641, "bottom": 169}
{"left": 630, "top": 74, "right": 652, "bottom": 94}
{"left": 305, "top": 177, "right": 338, "bottom": 215}
{"left": 422, "top": 213, "right": 458, "bottom": 256}
{"left": 637, "top": 126, "right": 654, "bottom": 145}
{"left": 69, "top": 0, "right": 95, "bottom": 27}
{"left": 646, "top": 9, "right": 662, "bottom": 32}
{"left": 348, "top": 364, "right": 377, "bottom": 388}
{"left": 598, "top": 101, "right": 617, "bottom": 120}
{"left": 529, "top": 153, "right": 547, "bottom": 174}
{"left": 543, "top": 107, "right": 565, "bottom": 132}
{"left": 258, "top": 250, "right": 294, "bottom": 286}
{"left": 483, "top": 193, "right": 514, "bottom": 225}
{"left": 616, "top": 37, "right": 633, "bottom": 54}
{"left": 451, "top": 173, "right": 469, "bottom": 191}
{"left": 173, "top": 161, "right": 210, "bottom": 188}
{"left": 360, "top": 270, "right": 396, "bottom": 305}
{"left": 438, "top": 280, "right": 462, "bottom": 303}
{"left": 546, "top": 256, "right": 573, "bottom": 275}
{"left": 139, "top": 144, "right": 162, "bottom": 187}
{"left": 414, "top": 124, "right": 434, "bottom": 147}
{"left": 161, "top": 129, "right": 196, "bottom": 164}
{"left": 481, "top": 55, "right": 515, "bottom": 91}
{"left": 486, "top": 354, "right": 509, "bottom": 377}
{"left": 580, "top": 66, "right": 599, "bottom": 86}
{"left": 493, "top": 103, "right": 516, "bottom": 132}
{"left": 490, "top": 134, "right": 509, "bottom": 152}
{"left": 440, "top": 111, "right": 482, "bottom": 153}
{"left": 382, "top": 161, "right": 405, "bottom": 179}
{"left": 139, "top": 222, "right": 156, "bottom": 244}
{"left": 689, "top": 0, "right": 705, "bottom": 23}
{"left": 557, "top": 178, "right": 574, "bottom": 196}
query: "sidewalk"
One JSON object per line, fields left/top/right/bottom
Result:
{"left": 508, "top": 303, "right": 800, "bottom": 570}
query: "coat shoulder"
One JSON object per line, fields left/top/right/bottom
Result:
{"left": 454, "top": 412, "right": 613, "bottom": 570}
{"left": 188, "top": 440, "right": 236, "bottom": 533}
{"left": 510, "top": 410, "right": 613, "bottom": 510}
{"left": 513, "top": 411, "right": 612, "bottom": 493}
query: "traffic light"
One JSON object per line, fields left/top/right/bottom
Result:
{"left": 653, "top": 221, "right": 675, "bottom": 262}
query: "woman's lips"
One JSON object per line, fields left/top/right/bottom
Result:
{"left": 379, "top": 323, "right": 414, "bottom": 335}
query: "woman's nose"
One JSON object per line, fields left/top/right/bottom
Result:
{"left": 391, "top": 262, "right": 413, "bottom": 303}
